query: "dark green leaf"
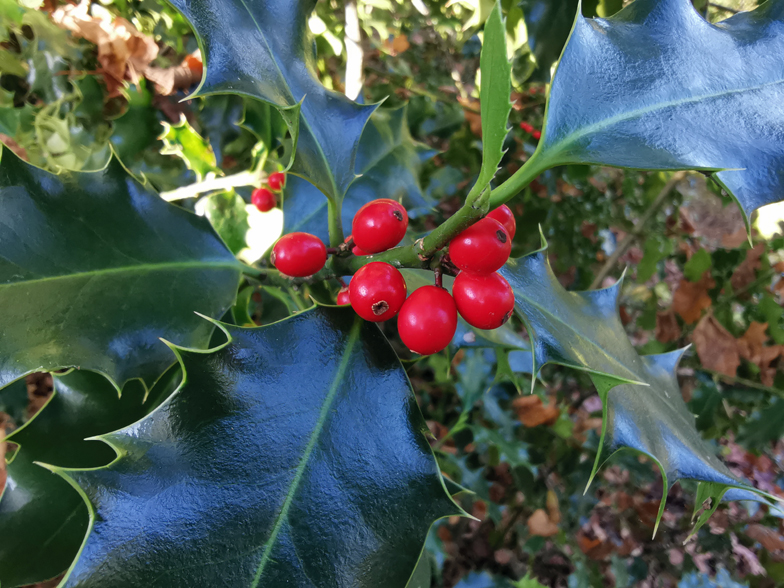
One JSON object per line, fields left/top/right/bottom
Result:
{"left": 283, "top": 106, "right": 433, "bottom": 242}
{"left": 535, "top": 0, "right": 784, "bottom": 220}
{"left": 168, "top": 0, "right": 376, "bottom": 203}
{"left": 0, "top": 148, "right": 242, "bottom": 390}
{"left": 499, "top": 243, "right": 775, "bottom": 532}
{"left": 0, "top": 370, "right": 175, "bottom": 588}
{"left": 519, "top": 0, "right": 580, "bottom": 82}
{"left": 53, "top": 308, "right": 459, "bottom": 588}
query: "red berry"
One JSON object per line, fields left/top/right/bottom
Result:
{"left": 271, "top": 232, "right": 326, "bottom": 277}
{"left": 398, "top": 286, "right": 458, "bottom": 355}
{"left": 520, "top": 122, "right": 534, "bottom": 134}
{"left": 268, "top": 172, "right": 286, "bottom": 191}
{"left": 251, "top": 188, "right": 276, "bottom": 212}
{"left": 453, "top": 271, "right": 515, "bottom": 330}
{"left": 345, "top": 234, "right": 369, "bottom": 256}
{"left": 337, "top": 286, "right": 351, "bottom": 306}
{"left": 449, "top": 218, "right": 511, "bottom": 274}
{"left": 486, "top": 204, "right": 516, "bottom": 239}
{"left": 348, "top": 262, "right": 407, "bottom": 322}
{"left": 352, "top": 199, "right": 408, "bottom": 254}
{"left": 532, "top": 130, "right": 542, "bottom": 140}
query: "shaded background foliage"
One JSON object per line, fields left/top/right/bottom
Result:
{"left": 1, "top": 0, "right": 784, "bottom": 587}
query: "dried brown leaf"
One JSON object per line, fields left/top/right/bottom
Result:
{"left": 692, "top": 315, "right": 740, "bottom": 377}
{"left": 672, "top": 275, "right": 715, "bottom": 324}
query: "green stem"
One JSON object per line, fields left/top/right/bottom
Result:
{"left": 487, "top": 149, "right": 549, "bottom": 209}
{"left": 327, "top": 198, "right": 345, "bottom": 248}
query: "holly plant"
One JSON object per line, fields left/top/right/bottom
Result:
{"left": 1, "top": 0, "right": 784, "bottom": 587}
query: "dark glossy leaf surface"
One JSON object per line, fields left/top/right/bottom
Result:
{"left": 168, "top": 0, "right": 376, "bottom": 202}
{"left": 283, "top": 106, "right": 433, "bottom": 242}
{"left": 537, "top": 0, "right": 784, "bottom": 219}
{"left": 520, "top": 0, "right": 580, "bottom": 82}
{"left": 0, "top": 371, "right": 173, "bottom": 588}
{"left": 0, "top": 148, "right": 242, "bottom": 389}
{"left": 56, "top": 308, "right": 458, "bottom": 588}
{"left": 499, "top": 248, "right": 772, "bottom": 530}
{"left": 0, "top": 376, "right": 27, "bottom": 425}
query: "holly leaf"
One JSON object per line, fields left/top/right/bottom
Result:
{"left": 51, "top": 308, "right": 460, "bottom": 588}
{"left": 519, "top": 0, "right": 580, "bottom": 82}
{"left": 197, "top": 190, "right": 250, "bottom": 255}
{"left": 159, "top": 114, "right": 220, "bottom": 181}
{"left": 283, "top": 106, "right": 434, "bottom": 242}
{"left": 469, "top": 1, "right": 512, "bottom": 200}
{"left": 0, "top": 147, "right": 242, "bottom": 390}
{"left": 168, "top": 0, "right": 376, "bottom": 205}
{"left": 0, "top": 370, "right": 177, "bottom": 588}
{"left": 0, "top": 377, "right": 27, "bottom": 425}
{"left": 499, "top": 243, "right": 776, "bottom": 532}
{"left": 535, "top": 0, "right": 784, "bottom": 221}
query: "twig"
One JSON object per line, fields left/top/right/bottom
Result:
{"left": 344, "top": 0, "right": 363, "bottom": 101}
{"left": 159, "top": 169, "right": 260, "bottom": 201}
{"left": 698, "top": 368, "right": 784, "bottom": 399}
{"left": 589, "top": 171, "right": 687, "bottom": 289}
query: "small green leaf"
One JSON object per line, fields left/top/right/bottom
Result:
{"left": 469, "top": 1, "right": 512, "bottom": 200}
{"left": 159, "top": 115, "right": 220, "bottom": 181}
{"left": 535, "top": 0, "right": 784, "bottom": 221}
{"left": 167, "top": 0, "right": 376, "bottom": 203}
{"left": 53, "top": 308, "right": 459, "bottom": 588}
{"left": 684, "top": 249, "right": 712, "bottom": 282}
{"left": 0, "top": 147, "right": 242, "bottom": 390}
{"left": 0, "top": 370, "right": 176, "bottom": 588}
{"left": 198, "top": 190, "right": 250, "bottom": 254}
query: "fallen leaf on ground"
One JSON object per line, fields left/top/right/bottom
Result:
{"left": 512, "top": 395, "right": 560, "bottom": 427}
{"left": 655, "top": 310, "right": 681, "bottom": 343}
{"left": 731, "top": 243, "right": 766, "bottom": 292}
{"left": 672, "top": 274, "right": 715, "bottom": 324}
{"left": 692, "top": 315, "right": 740, "bottom": 377}
{"left": 528, "top": 508, "right": 559, "bottom": 537}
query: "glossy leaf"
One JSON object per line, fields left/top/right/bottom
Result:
{"left": 470, "top": 1, "right": 512, "bottom": 199}
{"left": 168, "top": 0, "right": 376, "bottom": 203}
{"left": 0, "top": 370, "right": 175, "bottom": 588}
{"left": 0, "top": 147, "right": 242, "bottom": 390}
{"left": 519, "top": 0, "right": 580, "bottom": 82}
{"left": 537, "top": 0, "right": 784, "bottom": 220}
{"left": 499, "top": 245, "right": 775, "bottom": 531}
{"left": 53, "top": 308, "right": 459, "bottom": 588}
{"left": 283, "top": 106, "right": 433, "bottom": 242}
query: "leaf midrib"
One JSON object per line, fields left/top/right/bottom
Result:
{"left": 0, "top": 260, "right": 241, "bottom": 290}
{"left": 250, "top": 318, "right": 361, "bottom": 587}
{"left": 544, "top": 78, "right": 784, "bottom": 162}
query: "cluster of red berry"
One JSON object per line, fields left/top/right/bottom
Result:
{"left": 251, "top": 172, "right": 287, "bottom": 212}
{"left": 270, "top": 199, "right": 517, "bottom": 356}
{"left": 519, "top": 122, "right": 541, "bottom": 141}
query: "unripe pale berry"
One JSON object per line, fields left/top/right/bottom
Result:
{"left": 348, "top": 262, "right": 407, "bottom": 322}
{"left": 251, "top": 188, "right": 276, "bottom": 212}
{"left": 352, "top": 199, "right": 408, "bottom": 254}
{"left": 449, "top": 217, "right": 511, "bottom": 274}
{"left": 453, "top": 271, "right": 515, "bottom": 330}
{"left": 268, "top": 172, "right": 286, "bottom": 191}
{"left": 337, "top": 286, "right": 350, "bottom": 306}
{"left": 398, "top": 286, "right": 458, "bottom": 355}
{"left": 486, "top": 204, "right": 516, "bottom": 239}
{"left": 271, "top": 232, "right": 326, "bottom": 277}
